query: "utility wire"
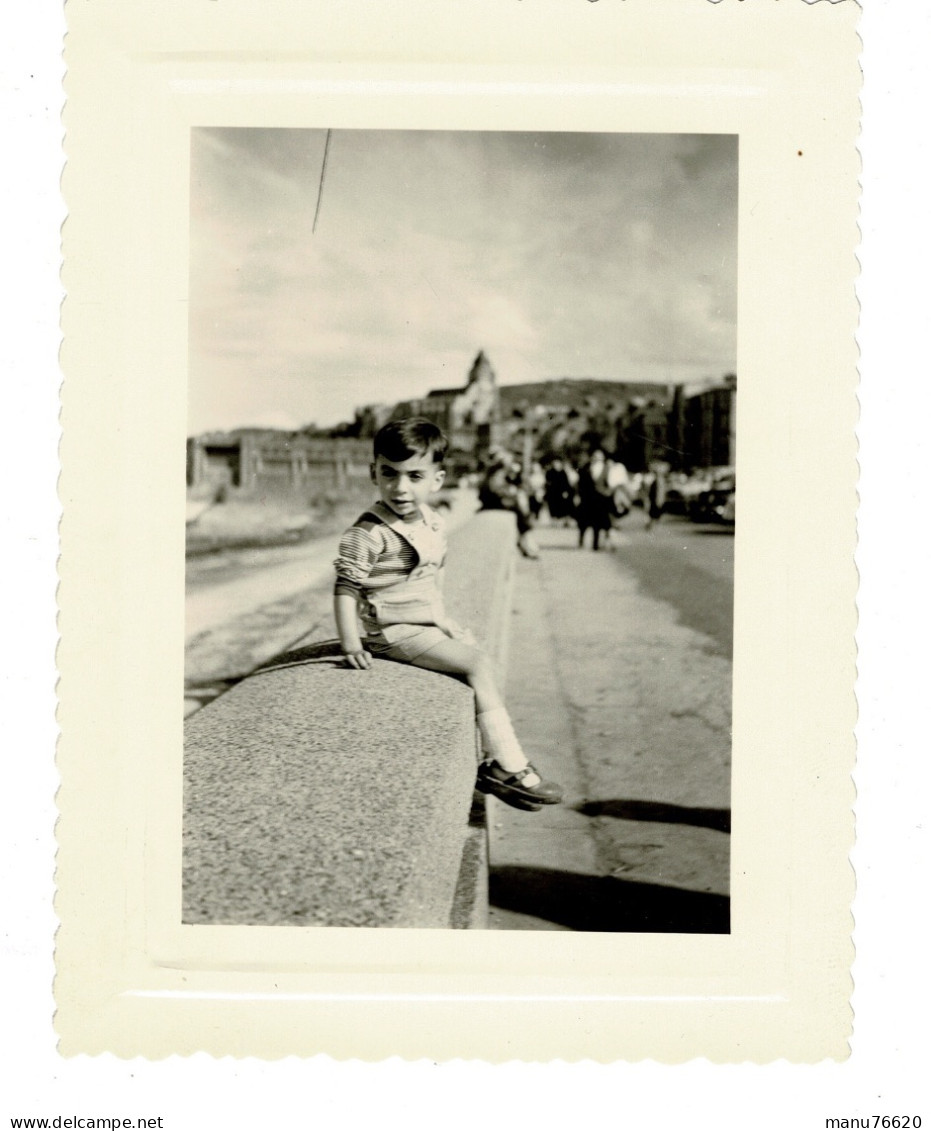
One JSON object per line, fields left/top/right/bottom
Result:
{"left": 312, "top": 129, "right": 332, "bottom": 235}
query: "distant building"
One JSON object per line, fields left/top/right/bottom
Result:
{"left": 682, "top": 376, "right": 736, "bottom": 470}
{"left": 188, "top": 362, "right": 737, "bottom": 501}
{"left": 606, "top": 390, "right": 674, "bottom": 471}
{"left": 186, "top": 429, "right": 371, "bottom": 500}
{"left": 601, "top": 377, "right": 737, "bottom": 473}
{"left": 349, "top": 403, "right": 393, "bottom": 439}
{"left": 386, "top": 350, "right": 501, "bottom": 467}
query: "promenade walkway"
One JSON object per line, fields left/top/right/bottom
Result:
{"left": 488, "top": 519, "right": 732, "bottom": 932}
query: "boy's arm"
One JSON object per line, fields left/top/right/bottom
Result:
{"left": 334, "top": 520, "right": 380, "bottom": 669}
{"left": 334, "top": 591, "right": 371, "bottom": 669}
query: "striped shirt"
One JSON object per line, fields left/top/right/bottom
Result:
{"left": 333, "top": 504, "right": 446, "bottom": 599}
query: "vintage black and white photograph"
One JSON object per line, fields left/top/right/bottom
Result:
{"left": 182, "top": 128, "right": 738, "bottom": 933}
{"left": 51, "top": 0, "right": 861, "bottom": 1064}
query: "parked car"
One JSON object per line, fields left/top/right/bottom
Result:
{"left": 687, "top": 467, "right": 736, "bottom": 524}
{"left": 661, "top": 471, "right": 694, "bottom": 516}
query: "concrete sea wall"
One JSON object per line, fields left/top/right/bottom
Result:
{"left": 182, "top": 510, "right": 516, "bottom": 929}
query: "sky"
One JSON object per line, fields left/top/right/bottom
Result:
{"left": 187, "top": 128, "right": 737, "bottom": 434}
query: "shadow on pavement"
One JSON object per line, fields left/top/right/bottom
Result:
{"left": 576, "top": 798, "right": 731, "bottom": 834}
{"left": 489, "top": 865, "right": 730, "bottom": 933}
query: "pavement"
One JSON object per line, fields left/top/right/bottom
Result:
{"left": 185, "top": 539, "right": 338, "bottom": 643}
{"left": 487, "top": 515, "right": 733, "bottom": 932}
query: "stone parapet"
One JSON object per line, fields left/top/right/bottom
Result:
{"left": 182, "top": 509, "right": 516, "bottom": 928}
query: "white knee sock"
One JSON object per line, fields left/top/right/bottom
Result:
{"left": 477, "top": 707, "right": 527, "bottom": 773}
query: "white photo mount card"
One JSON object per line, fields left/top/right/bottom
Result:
{"left": 57, "top": 0, "right": 860, "bottom": 1061}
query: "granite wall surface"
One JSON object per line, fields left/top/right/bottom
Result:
{"left": 182, "top": 510, "right": 517, "bottom": 928}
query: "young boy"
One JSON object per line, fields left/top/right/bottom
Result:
{"left": 333, "top": 417, "right": 563, "bottom": 812}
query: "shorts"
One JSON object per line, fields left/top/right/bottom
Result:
{"left": 363, "top": 618, "right": 477, "bottom": 663}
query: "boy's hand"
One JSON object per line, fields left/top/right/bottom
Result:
{"left": 343, "top": 648, "right": 372, "bottom": 670}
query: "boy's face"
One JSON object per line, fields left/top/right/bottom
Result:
{"left": 371, "top": 450, "right": 445, "bottom": 520}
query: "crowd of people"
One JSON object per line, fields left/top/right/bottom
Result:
{"left": 477, "top": 447, "right": 671, "bottom": 555}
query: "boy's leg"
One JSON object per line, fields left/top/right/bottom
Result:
{"left": 407, "top": 637, "right": 503, "bottom": 712}
{"left": 409, "top": 639, "right": 538, "bottom": 780}
{"left": 410, "top": 637, "right": 564, "bottom": 807}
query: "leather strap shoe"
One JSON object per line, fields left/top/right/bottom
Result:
{"left": 476, "top": 761, "right": 563, "bottom": 810}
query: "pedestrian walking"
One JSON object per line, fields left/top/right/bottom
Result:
{"left": 543, "top": 457, "right": 576, "bottom": 525}
{"left": 333, "top": 418, "right": 563, "bottom": 811}
{"left": 575, "top": 449, "right": 615, "bottom": 551}
{"left": 641, "top": 460, "right": 670, "bottom": 530}
{"left": 526, "top": 459, "right": 546, "bottom": 522}
{"left": 477, "top": 450, "right": 540, "bottom": 558}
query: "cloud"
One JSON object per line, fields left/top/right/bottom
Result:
{"left": 188, "top": 129, "right": 737, "bottom": 431}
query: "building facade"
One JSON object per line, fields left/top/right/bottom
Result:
{"left": 390, "top": 349, "right": 501, "bottom": 465}
{"left": 186, "top": 431, "right": 371, "bottom": 500}
{"left": 187, "top": 361, "right": 736, "bottom": 501}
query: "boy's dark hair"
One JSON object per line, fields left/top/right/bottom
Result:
{"left": 373, "top": 417, "right": 448, "bottom": 465}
